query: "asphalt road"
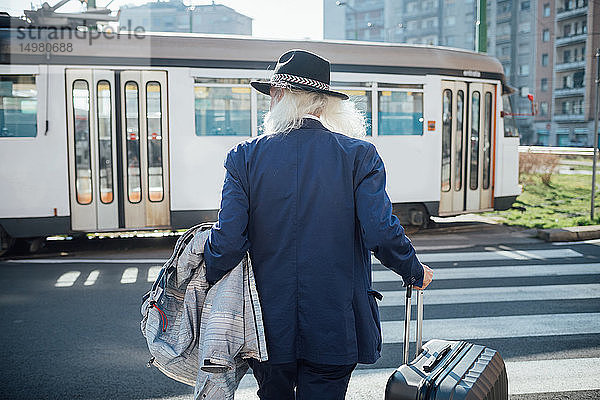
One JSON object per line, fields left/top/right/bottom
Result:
{"left": 1, "top": 221, "right": 599, "bottom": 400}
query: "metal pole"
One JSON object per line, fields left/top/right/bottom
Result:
{"left": 403, "top": 286, "right": 412, "bottom": 365}
{"left": 475, "top": 0, "right": 487, "bottom": 52}
{"left": 415, "top": 289, "right": 424, "bottom": 358}
{"left": 592, "top": 48, "right": 600, "bottom": 220}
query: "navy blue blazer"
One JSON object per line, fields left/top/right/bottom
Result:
{"left": 204, "top": 118, "right": 424, "bottom": 365}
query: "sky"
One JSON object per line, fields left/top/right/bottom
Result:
{"left": 0, "top": 0, "right": 324, "bottom": 40}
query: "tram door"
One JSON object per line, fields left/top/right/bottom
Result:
{"left": 66, "top": 69, "right": 170, "bottom": 231}
{"left": 119, "top": 71, "right": 170, "bottom": 228}
{"left": 439, "top": 81, "right": 496, "bottom": 214}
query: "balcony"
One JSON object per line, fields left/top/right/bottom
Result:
{"left": 553, "top": 86, "right": 585, "bottom": 97}
{"left": 554, "top": 113, "right": 585, "bottom": 122}
{"left": 405, "top": 26, "right": 439, "bottom": 37}
{"left": 495, "top": 34, "right": 511, "bottom": 44}
{"left": 555, "top": 33, "right": 587, "bottom": 47}
{"left": 403, "top": 8, "right": 440, "bottom": 18}
{"left": 556, "top": 5, "right": 587, "bottom": 21}
{"left": 555, "top": 60, "right": 586, "bottom": 72}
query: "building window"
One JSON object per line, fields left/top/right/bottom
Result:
{"left": 501, "top": 46, "right": 510, "bottom": 55}
{"left": 541, "top": 78, "right": 548, "bottom": 91}
{"left": 563, "top": 74, "right": 573, "bottom": 88}
{"left": 543, "top": 3, "right": 550, "bottom": 16}
{"left": 542, "top": 29, "right": 550, "bottom": 41}
{"left": 563, "top": 49, "right": 571, "bottom": 63}
{"left": 563, "top": 24, "right": 571, "bottom": 37}
{"left": 518, "top": 22, "right": 531, "bottom": 33}
{"left": 0, "top": 75, "right": 37, "bottom": 137}
{"left": 540, "top": 102, "right": 549, "bottom": 116}
{"left": 541, "top": 53, "right": 549, "bottom": 66}
{"left": 519, "top": 64, "right": 529, "bottom": 76}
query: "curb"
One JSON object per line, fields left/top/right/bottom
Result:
{"left": 537, "top": 225, "right": 600, "bottom": 242}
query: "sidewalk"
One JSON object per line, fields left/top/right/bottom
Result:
{"left": 537, "top": 225, "right": 600, "bottom": 242}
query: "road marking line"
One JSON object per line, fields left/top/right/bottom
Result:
{"left": 376, "top": 284, "right": 600, "bottom": 306}
{"left": 382, "top": 312, "right": 600, "bottom": 343}
{"left": 4, "top": 258, "right": 167, "bottom": 264}
{"left": 120, "top": 267, "right": 138, "bottom": 284}
{"left": 83, "top": 270, "right": 99, "bottom": 286}
{"left": 147, "top": 266, "right": 162, "bottom": 282}
{"left": 372, "top": 248, "right": 582, "bottom": 264}
{"left": 55, "top": 271, "right": 81, "bottom": 287}
{"left": 554, "top": 238, "right": 600, "bottom": 245}
{"left": 373, "top": 262, "right": 600, "bottom": 282}
{"left": 234, "top": 358, "right": 600, "bottom": 398}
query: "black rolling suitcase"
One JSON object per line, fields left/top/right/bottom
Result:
{"left": 385, "top": 286, "right": 508, "bottom": 400}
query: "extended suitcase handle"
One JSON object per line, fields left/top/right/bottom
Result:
{"left": 402, "top": 285, "right": 424, "bottom": 365}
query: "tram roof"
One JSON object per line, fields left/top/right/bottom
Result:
{"left": 1, "top": 30, "right": 512, "bottom": 92}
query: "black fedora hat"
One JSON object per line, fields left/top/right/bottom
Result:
{"left": 251, "top": 49, "right": 349, "bottom": 100}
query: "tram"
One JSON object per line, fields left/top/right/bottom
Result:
{"left": 0, "top": 31, "right": 520, "bottom": 253}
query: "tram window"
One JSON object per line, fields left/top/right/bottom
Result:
{"left": 194, "top": 78, "right": 251, "bottom": 85}
{"left": 378, "top": 83, "right": 423, "bottom": 89}
{"left": 194, "top": 85, "right": 251, "bottom": 136}
{"left": 336, "top": 89, "right": 372, "bottom": 136}
{"left": 72, "top": 80, "right": 92, "bottom": 205}
{"left": 0, "top": 75, "right": 37, "bottom": 137}
{"left": 441, "top": 89, "right": 452, "bottom": 192}
{"left": 124, "top": 81, "right": 141, "bottom": 204}
{"left": 378, "top": 91, "right": 423, "bottom": 135}
{"left": 97, "top": 80, "right": 113, "bottom": 204}
{"left": 146, "top": 81, "right": 164, "bottom": 202}
{"left": 256, "top": 92, "right": 270, "bottom": 135}
{"left": 483, "top": 92, "right": 493, "bottom": 190}
{"left": 470, "top": 91, "right": 480, "bottom": 191}
{"left": 455, "top": 90, "right": 464, "bottom": 191}
{"left": 502, "top": 96, "right": 519, "bottom": 137}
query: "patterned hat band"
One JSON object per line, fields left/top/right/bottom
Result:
{"left": 270, "top": 73, "right": 330, "bottom": 91}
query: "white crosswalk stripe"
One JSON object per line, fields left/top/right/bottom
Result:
{"left": 147, "top": 266, "right": 162, "bottom": 282}
{"left": 371, "top": 248, "right": 582, "bottom": 264}
{"left": 382, "top": 312, "right": 600, "bottom": 343}
{"left": 372, "top": 262, "right": 600, "bottom": 282}
{"left": 232, "top": 358, "right": 600, "bottom": 399}
{"left": 376, "top": 283, "right": 600, "bottom": 306}
{"left": 120, "top": 267, "right": 138, "bottom": 284}
{"left": 55, "top": 271, "right": 81, "bottom": 287}
{"left": 83, "top": 270, "right": 99, "bottom": 286}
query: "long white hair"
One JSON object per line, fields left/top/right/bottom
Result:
{"left": 262, "top": 88, "right": 366, "bottom": 138}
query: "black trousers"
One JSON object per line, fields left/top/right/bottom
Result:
{"left": 247, "top": 358, "right": 357, "bottom": 400}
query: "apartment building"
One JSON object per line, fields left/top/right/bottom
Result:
{"left": 119, "top": 0, "right": 252, "bottom": 35}
{"left": 323, "top": 0, "right": 537, "bottom": 143}
{"left": 533, "top": 0, "right": 598, "bottom": 146}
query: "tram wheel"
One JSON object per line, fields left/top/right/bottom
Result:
{"left": 0, "top": 226, "right": 16, "bottom": 257}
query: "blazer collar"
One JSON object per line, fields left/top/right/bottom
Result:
{"left": 300, "top": 117, "right": 326, "bottom": 130}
